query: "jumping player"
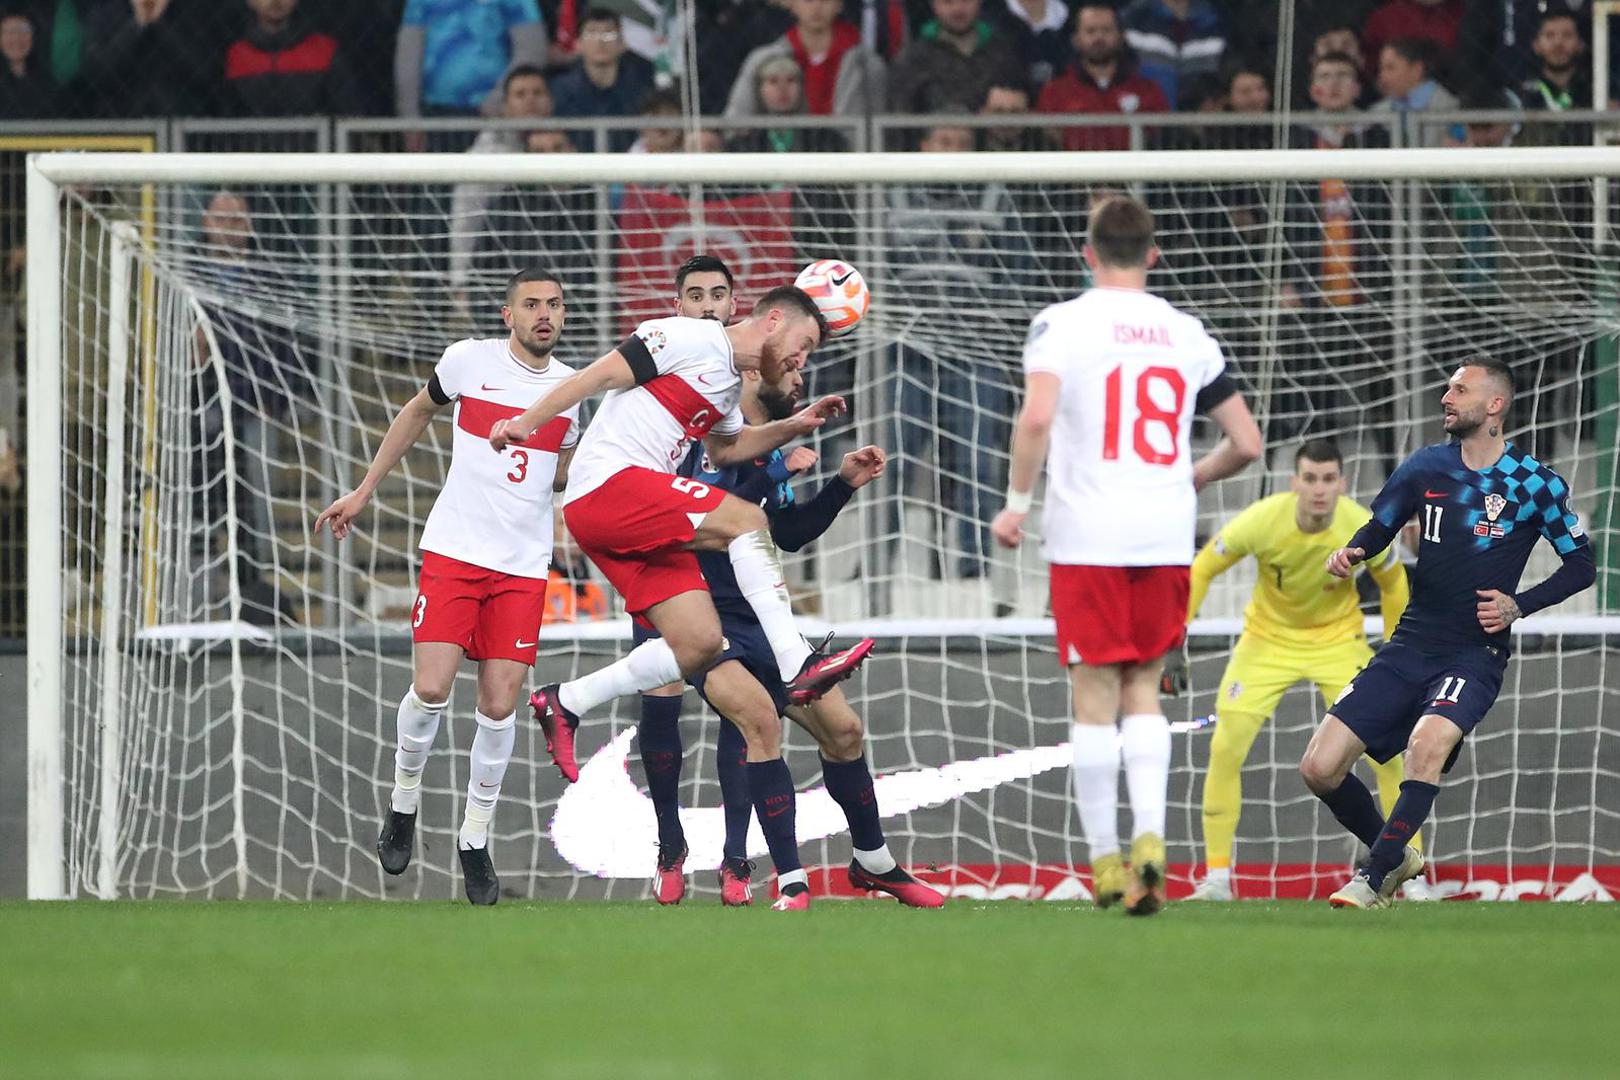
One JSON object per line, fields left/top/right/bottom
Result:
{"left": 489, "top": 285, "right": 875, "bottom": 909}
{"left": 1306, "top": 357, "right": 1594, "bottom": 908}
{"left": 313, "top": 267, "right": 582, "bottom": 905}
{"left": 991, "top": 195, "right": 1263, "bottom": 916}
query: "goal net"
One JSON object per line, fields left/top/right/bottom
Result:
{"left": 25, "top": 148, "right": 1620, "bottom": 901}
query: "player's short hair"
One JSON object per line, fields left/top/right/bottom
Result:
{"left": 1466, "top": 355, "right": 1516, "bottom": 412}
{"left": 1312, "top": 50, "right": 1361, "bottom": 78}
{"left": 502, "top": 63, "right": 547, "bottom": 96}
{"left": 675, "top": 254, "right": 734, "bottom": 292}
{"left": 1382, "top": 36, "right": 1436, "bottom": 73}
{"left": 580, "top": 6, "right": 621, "bottom": 29}
{"left": 1087, "top": 196, "right": 1155, "bottom": 269}
{"left": 1295, "top": 439, "right": 1343, "bottom": 471}
{"left": 504, "top": 266, "right": 564, "bottom": 305}
{"left": 751, "top": 284, "right": 829, "bottom": 342}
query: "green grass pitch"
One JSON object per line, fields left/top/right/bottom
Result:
{"left": 1, "top": 900, "right": 1613, "bottom": 1079}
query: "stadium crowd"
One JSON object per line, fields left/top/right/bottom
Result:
{"left": 0, "top": 0, "right": 1610, "bottom": 132}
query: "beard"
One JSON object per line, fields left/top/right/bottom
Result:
{"left": 758, "top": 385, "right": 797, "bottom": 420}
{"left": 515, "top": 325, "right": 555, "bottom": 357}
{"left": 1445, "top": 410, "right": 1484, "bottom": 437}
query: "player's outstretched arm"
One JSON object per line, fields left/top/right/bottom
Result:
{"left": 706, "top": 395, "right": 847, "bottom": 466}
{"left": 313, "top": 386, "right": 443, "bottom": 540}
{"left": 490, "top": 350, "right": 635, "bottom": 451}
{"left": 1329, "top": 455, "right": 1421, "bottom": 579}
{"left": 769, "top": 446, "right": 885, "bottom": 552}
{"left": 1188, "top": 530, "right": 1243, "bottom": 621}
{"left": 1191, "top": 393, "right": 1263, "bottom": 491}
{"left": 992, "top": 372, "right": 1060, "bottom": 549}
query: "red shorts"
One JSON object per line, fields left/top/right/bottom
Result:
{"left": 1050, "top": 564, "right": 1189, "bottom": 667}
{"left": 413, "top": 551, "right": 549, "bottom": 665}
{"left": 563, "top": 466, "right": 730, "bottom": 616}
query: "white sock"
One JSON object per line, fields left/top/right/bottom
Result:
{"left": 1070, "top": 722, "right": 1121, "bottom": 859}
{"left": 727, "top": 529, "right": 812, "bottom": 681}
{"left": 1206, "top": 865, "right": 1232, "bottom": 884}
{"left": 853, "top": 844, "right": 897, "bottom": 875}
{"left": 1121, "top": 713, "right": 1172, "bottom": 840}
{"left": 557, "top": 637, "right": 682, "bottom": 716}
{"left": 390, "top": 686, "right": 445, "bottom": 814}
{"left": 777, "top": 867, "right": 809, "bottom": 891}
{"left": 460, "top": 709, "right": 516, "bottom": 850}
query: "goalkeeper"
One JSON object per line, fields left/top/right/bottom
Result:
{"left": 1178, "top": 440, "right": 1419, "bottom": 900}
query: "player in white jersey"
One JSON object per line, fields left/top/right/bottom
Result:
{"left": 992, "top": 196, "right": 1263, "bottom": 915}
{"left": 313, "top": 267, "right": 582, "bottom": 905}
{"left": 488, "top": 286, "right": 875, "bottom": 909}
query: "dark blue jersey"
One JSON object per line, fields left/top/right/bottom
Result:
{"left": 1348, "top": 441, "right": 1595, "bottom": 654}
{"left": 679, "top": 444, "right": 855, "bottom": 620}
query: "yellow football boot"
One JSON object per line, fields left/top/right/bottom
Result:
{"left": 1124, "top": 832, "right": 1167, "bottom": 917}
{"left": 1091, "top": 852, "right": 1128, "bottom": 909}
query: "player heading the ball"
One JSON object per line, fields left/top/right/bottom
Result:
{"left": 992, "top": 194, "right": 1262, "bottom": 915}
{"left": 1307, "top": 358, "right": 1595, "bottom": 908}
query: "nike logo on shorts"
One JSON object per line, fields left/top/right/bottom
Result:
{"left": 515, "top": 639, "right": 537, "bottom": 648}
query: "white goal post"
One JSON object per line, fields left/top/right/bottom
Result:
{"left": 25, "top": 147, "right": 1620, "bottom": 901}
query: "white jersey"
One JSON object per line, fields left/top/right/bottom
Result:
{"left": 418, "top": 338, "right": 580, "bottom": 579}
{"left": 1023, "top": 288, "right": 1228, "bottom": 567}
{"left": 564, "top": 316, "right": 745, "bottom": 503}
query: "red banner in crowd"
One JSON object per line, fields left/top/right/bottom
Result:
{"left": 805, "top": 863, "right": 1620, "bottom": 902}
{"left": 614, "top": 187, "right": 797, "bottom": 336}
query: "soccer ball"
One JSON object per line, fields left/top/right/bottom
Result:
{"left": 794, "top": 259, "right": 869, "bottom": 338}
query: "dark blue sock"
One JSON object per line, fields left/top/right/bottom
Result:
{"left": 746, "top": 757, "right": 801, "bottom": 875}
{"left": 1315, "top": 773, "right": 1385, "bottom": 849}
{"left": 1367, "top": 780, "right": 1438, "bottom": 890}
{"left": 637, "top": 694, "right": 685, "bottom": 850}
{"left": 716, "top": 718, "right": 751, "bottom": 861}
{"left": 821, "top": 754, "right": 884, "bottom": 852}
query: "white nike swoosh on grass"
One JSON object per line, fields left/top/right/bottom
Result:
{"left": 550, "top": 725, "right": 1074, "bottom": 878}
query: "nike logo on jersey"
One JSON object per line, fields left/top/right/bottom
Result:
{"left": 1424, "top": 490, "right": 1448, "bottom": 499}
{"left": 695, "top": 373, "right": 713, "bottom": 385}
{"left": 549, "top": 722, "right": 1204, "bottom": 877}
{"left": 514, "top": 638, "right": 537, "bottom": 649}
{"left": 481, "top": 383, "right": 505, "bottom": 391}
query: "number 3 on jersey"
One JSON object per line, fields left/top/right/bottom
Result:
{"left": 1104, "top": 365, "right": 1186, "bottom": 465}
{"left": 507, "top": 449, "right": 529, "bottom": 484}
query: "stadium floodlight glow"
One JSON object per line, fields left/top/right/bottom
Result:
{"left": 25, "top": 149, "right": 1620, "bottom": 902}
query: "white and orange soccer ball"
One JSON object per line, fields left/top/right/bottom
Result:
{"left": 794, "top": 259, "right": 869, "bottom": 338}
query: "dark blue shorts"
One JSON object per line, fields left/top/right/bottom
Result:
{"left": 631, "top": 614, "right": 789, "bottom": 715}
{"left": 1328, "top": 640, "right": 1507, "bottom": 768}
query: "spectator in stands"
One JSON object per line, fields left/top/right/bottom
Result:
{"left": 448, "top": 64, "right": 557, "bottom": 314}
{"left": 86, "top": 0, "right": 214, "bottom": 117}
{"left": 1280, "top": 51, "right": 1394, "bottom": 446}
{"left": 1120, "top": 0, "right": 1227, "bottom": 110}
{"left": 0, "top": 9, "right": 60, "bottom": 117}
{"left": 1228, "top": 61, "right": 1270, "bottom": 114}
{"left": 191, "top": 189, "right": 306, "bottom": 624}
{"left": 725, "top": 0, "right": 885, "bottom": 119}
{"left": 551, "top": 7, "right": 655, "bottom": 151}
{"left": 1458, "top": 0, "right": 1617, "bottom": 100}
{"left": 15, "top": 0, "right": 90, "bottom": 114}
{"left": 221, "top": 0, "right": 363, "bottom": 117}
{"left": 886, "top": 121, "right": 1037, "bottom": 578}
{"left": 999, "top": 0, "right": 1069, "bottom": 87}
{"left": 1370, "top": 36, "right": 1458, "bottom": 146}
{"left": 888, "top": 0, "right": 1023, "bottom": 113}
{"left": 727, "top": 54, "right": 851, "bottom": 151}
{"left": 1523, "top": 9, "right": 1591, "bottom": 113}
{"left": 980, "top": 78, "right": 1057, "bottom": 150}
{"left": 630, "top": 86, "right": 683, "bottom": 153}
{"left": 694, "top": 0, "right": 795, "bottom": 115}
{"left": 1361, "top": 0, "right": 1462, "bottom": 68}
{"left": 1036, "top": 2, "right": 1167, "bottom": 151}
{"left": 1230, "top": 1, "right": 1375, "bottom": 106}
{"left": 395, "top": 0, "right": 546, "bottom": 136}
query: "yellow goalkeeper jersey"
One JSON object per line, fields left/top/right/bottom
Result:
{"left": 1188, "top": 493, "right": 1409, "bottom": 649}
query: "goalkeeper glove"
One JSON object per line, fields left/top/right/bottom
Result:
{"left": 1159, "top": 644, "right": 1189, "bottom": 697}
